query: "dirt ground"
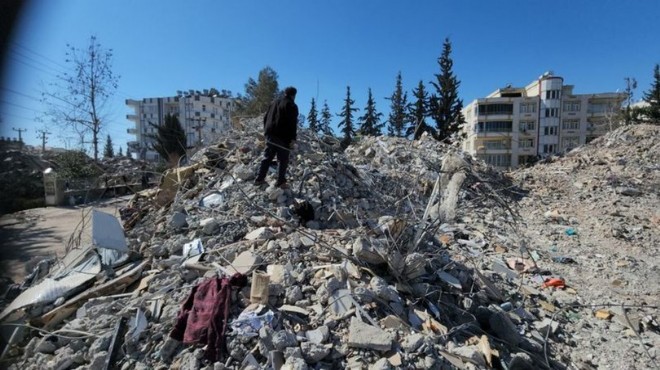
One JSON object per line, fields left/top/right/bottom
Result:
{"left": 0, "top": 196, "right": 130, "bottom": 286}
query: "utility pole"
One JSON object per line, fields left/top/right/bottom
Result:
{"left": 12, "top": 127, "right": 27, "bottom": 142}
{"left": 12, "top": 127, "right": 27, "bottom": 150}
{"left": 192, "top": 117, "right": 207, "bottom": 147}
{"left": 37, "top": 130, "right": 51, "bottom": 152}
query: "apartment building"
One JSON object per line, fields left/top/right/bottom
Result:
{"left": 126, "top": 91, "right": 235, "bottom": 161}
{"left": 462, "top": 72, "right": 626, "bottom": 168}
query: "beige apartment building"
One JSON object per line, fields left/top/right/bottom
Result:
{"left": 462, "top": 72, "right": 626, "bottom": 168}
{"left": 126, "top": 91, "right": 235, "bottom": 161}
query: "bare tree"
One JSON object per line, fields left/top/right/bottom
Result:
{"left": 42, "top": 35, "right": 119, "bottom": 161}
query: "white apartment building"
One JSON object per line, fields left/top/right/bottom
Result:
{"left": 126, "top": 91, "right": 235, "bottom": 161}
{"left": 462, "top": 72, "right": 626, "bottom": 168}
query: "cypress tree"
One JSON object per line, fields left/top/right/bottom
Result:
{"left": 337, "top": 86, "right": 358, "bottom": 148}
{"left": 642, "top": 64, "right": 660, "bottom": 123}
{"left": 103, "top": 135, "right": 114, "bottom": 158}
{"left": 308, "top": 98, "right": 320, "bottom": 134}
{"left": 118, "top": 146, "right": 123, "bottom": 157}
{"left": 430, "top": 38, "right": 466, "bottom": 142}
{"left": 407, "top": 80, "right": 435, "bottom": 139}
{"left": 357, "top": 88, "right": 384, "bottom": 136}
{"left": 150, "top": 114, "right": 186, "bottom": 166}
{"left": 387, "top": 72, "right": 409, "bottom": 137}
{"left": 319, "top": 101, "right": 334, "bottom": 136}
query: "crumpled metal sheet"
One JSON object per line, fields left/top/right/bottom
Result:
{"left": 0, "top": 255, "right": 101, "bottom": 321}
{"left": 92, "top": 209, "right": 128, "bottom": 252}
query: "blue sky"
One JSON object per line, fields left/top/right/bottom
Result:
{"left": 1, "top": 0, "right": 659, "bottom": 151}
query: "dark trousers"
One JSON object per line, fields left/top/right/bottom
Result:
{"left": 256, "top": 137, "right": 290, "bottom": 185}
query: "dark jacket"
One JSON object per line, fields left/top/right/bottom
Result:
{"left": 263, "top": 95, "right": 298, "bottom": 144}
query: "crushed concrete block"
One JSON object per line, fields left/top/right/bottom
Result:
{"left": 282, "top": 356, "right": 309, "bottom": 370}
{"left": 244, "top": 227, "right": 274, "bottom": 241}
{"left": 305, "top": 325, "right": 329, "bottom": 344}
{"left": 272, "top": 330, "right": 297, "bottom": 351}
{"left": 89, "top": 351, "right": 108, "bottom": 370}
{"left": 300, "top": 342, "right": 331, "bottom": 363}
{"left": 401, "top": 333, "right": 425, "bottom": 353}
{"left": 535, "top": 318, "right": 559, "bottom": 336}
{"left": 36, "top": 337, "right": 58, "bottom": 354}
{"left": 369, "top": 358, "right": 392, "bottom": 370}
{"left": 353, "top": 237, "right": 387, "bottom": 264}
{"left": 451, "top": 345, "right": 486, "bottom": 367}
{"left": 347, "top": 317, "right": 394, "bottom": 351}
{"left": 403, "top": 253, "right": 427, "bottom": 279}
{"left": 170, "top": 212, "right": 188, "bottom": 230}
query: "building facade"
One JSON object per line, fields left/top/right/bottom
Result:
{"left": 126, "top": 92, "right": 235, "bottom": 161}
{"left": 462, "top": 72, "right": 626, "bottom": 168}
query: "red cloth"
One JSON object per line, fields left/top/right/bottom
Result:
{"left": 170, "top": 273, "right": 247, "bottom": 361}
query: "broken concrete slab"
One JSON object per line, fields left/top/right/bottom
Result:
{"left": 347, "top": 317, "right": 394, "bottom": 352}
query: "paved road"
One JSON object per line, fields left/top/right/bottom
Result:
{"left": 0, "top": 196, "right": 130, "bottom": 287}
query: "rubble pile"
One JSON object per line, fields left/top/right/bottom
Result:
{"left": 1, "top": 121, "right": 657, "bottom": 370}
{"left": 509, "top": 124, "right": 660, "bottom": 369}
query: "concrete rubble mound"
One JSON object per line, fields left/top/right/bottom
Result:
{"left": 1, "top": 120, "right": 658, "bottom": 370}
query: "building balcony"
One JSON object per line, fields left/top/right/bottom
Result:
{"left": 475, "top": 131, "right": 513, "bottom": 138}
{"left": 126, "top": 114, "right": 138, "bottom": 120}
{"left": 127, "top": 128, "right": 137, "bottom": 135}
{"left": 518, "top": 130, "right": 536, "bottom": 136}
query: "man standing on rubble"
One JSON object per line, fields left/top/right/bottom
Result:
{"left": 254, "top": 86, "right": 299, "bottom": 189}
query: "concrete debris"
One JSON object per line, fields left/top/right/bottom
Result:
{"left": 2, "top": 121, "right": 659, "bottom": 369}
{"left": 348, "top": 317, "right": 394, "bottom": 352}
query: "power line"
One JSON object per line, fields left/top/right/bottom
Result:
{"left": 0, "top": 86, "right": 42, "bottom": 102}
{"left": 0, "top": 112, "right": 35, "bottom": 121}
{"left": 0, "top": 99, "right": 44, "bottom": 114}
{"left": 8, "top": 47, "right": 69, "bottom": 77}
{"left": 10, "top": 40, "right": 70, "bottom": 71}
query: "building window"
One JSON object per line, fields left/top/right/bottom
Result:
{"left": 543, "top": 126, "right": 558, "bottom": 135}
{"left": 519, "top": 139, "right": 534, "bottom": 148}
{"left": 563, "top": 101, "right": 581, "bottom": 112}
{"left": 195, "top": 112, "right": 200, "bottom": 117}
{"left": 202, "top": 105, "right": 206, "bottom": 112}
{"left": 545, "top": 108, "right": 559, "bottom": 117}
{"left": 562, "top": 119, "right": 580, "bottom": 130}
{"left": 484, "top": 140, "right": 510, "bottom": 149}
{"left": 477, "top": 121, "right": 512, "bottom": 133}
{"left": 562, "top": 136, "right": 579, "bottom": 150}
{"left": 587, "top": 103, "right": 612, "bottom": 114}
{"left": 519, "top": 121, "right": 536, "bottom": 132}
{"left": 543, "top": 144, "right": 557, "bottom": 154}
{"left": 545, "top": 90, "right": 561, "bottom": 99}
{"left": 520, "top": 103, "right": 537, "bottom": 113}
{"left": 194, "top": 96, "right": 200, "bottom": 101}
{"left": 477, "top": 154, "right": 511, "bottom": 167}
{"left": 478, "top": 104, "right": 513, "bottom": 115}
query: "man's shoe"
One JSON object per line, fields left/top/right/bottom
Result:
{"left": 275, "top": 182, "right": 289, "bottom": 189}
{"left": 253, "top": 179, "right": 267, "bottom": 186}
